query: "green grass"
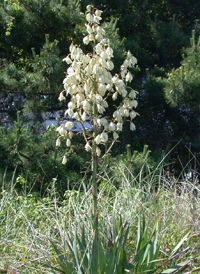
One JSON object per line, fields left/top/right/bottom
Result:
{"left": 0, "top": 163, "right": 200, "bottom": 273}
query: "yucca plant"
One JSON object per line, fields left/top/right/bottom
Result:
{"left": 50, "top": 216, "right": 161, "bottom": 274}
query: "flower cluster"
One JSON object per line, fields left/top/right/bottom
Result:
{"left": 57, "top": 5, "right": 138, "bottom": 163}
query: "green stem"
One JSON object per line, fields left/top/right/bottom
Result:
{"left": 92, "top": 103, "right": 98, "bottom": 239}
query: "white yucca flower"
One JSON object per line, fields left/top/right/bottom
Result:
{"left": 58, "top": 92, "right": 65, "bottom": 101}
{"left": 85, "top": 142, "right": 92, "bottom": 152}
{"left": 66, "top": 139, "right": 71, "bottom": 147}
{"left": 62, "top": 155, "right": 67, "bottom": 165}
{"left": 100, "top": 132, "right": 108, "bottom": 143}
{"left": 65, "top": 121, "right": 74, "bottom": 130}
{"left": 96, "top": 147, "right": 101, "bottom": 156}
{"left": 113, "top": 131, "right": 119, "bottom": 140}
{"left": 109, "top": 122, "right": 116, "bottom": 131}
{"left": 130, "top": 122, "right": 136, "bottom": 131}
{"left": 94, "top": 134, "right": 101, "bottom": 145}
{"left": 56, "top": 138, "right": 61, "bottom": 147}
{"left": 56, "top": 125, "right": 67, "bottom": 137}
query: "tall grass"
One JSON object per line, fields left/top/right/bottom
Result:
{"left": 0, "top": 160, "right": 200, "bottom": 273}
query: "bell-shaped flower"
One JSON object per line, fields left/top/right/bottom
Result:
{"left": 117, "top": 122, "right": 123, "bottom": 131}
{"left": 94, "top": 15, "right": 101, "bottom": 24}
{"left": 130, "top": 56, "right": 137, "bottom": 66}
{"left": 126, "top": 71, "right": 133, "bottom": 82}
{"left": 66, "top": 138, "right": 71, "bottom": 147}
{"left": 85, "top": 142, "right": 92, "bottom": 152}
{"left": 100, "top": 117, "right": 108, "bottom": 126}
{"left": 121, "top": 88, "right": 127, "bottom": 97}
{"left": 123, "top": 108, "right": 129, "bottom": 117}
{"left": 86, "top": 24, "right": 93, "bottom": 33}
{"left": 112, "top": 74, "right": 118, "bottom": 84}
{"left": 112, "top": 92, "right": 118, "bottom": 101}
{"left": 107, "top": 60, "right": 114, "bottom": 70}
{"left": 81, "top": 112, "right": 87, "bottom": 121}
{"left": 109, "top": 122, "right": 116, "bottom": 131}
{"left": 129, "top": 89, "right": 137, "bottom": 99}
{"left": 65, "top": 108, "right": 74, "bottom": 116}
{"left": 83, "top": 35, "right": 90, "bottom": 45}
{"left": 100, "top": 132, "right": 108, "bottom": 143}
{"left": 95, "top": 9, "right": 103, "bottom": 17}
{"left": 82, "top": 100, "right": 91, "bottom": 112}
{"left": 130, "top": 110, "right": 137, "bottom": 119}
{"left": 94, "top": 134, "right": 101, "bottom": 145}
{"left": 86, "top": 4, "right": 92, "bottom": 12}
{"left": 96, "top": 147, "right": 101, "bottom": 156}
{"left": 68, "top": 131, "right": 73, "bottom": 139}
{"left": 93, "top": 64, "right": 99, "bottom": 74}
{"left": 98, "top": 83, "right": 107, "bottom": 97}
{"left": 105, "top": 47, "right": 113, "bottom": 57}
{"left": 63, "top": 56, "right": 72, "bottom": 64}
{"left": 97, "top": 104, "right": 105, "bottom": 114}
{"left": 62, "top": 155, "right": 67, "bottom": 165}
{"left": 56, "top": 138, "right": 61, "bottom": 147}
{"left": 100, "top": 51, "right": 108, "bottom": 60}
{"left": 85, "top": 65, "right": 92, "bottom": 75}
{"left": 102, "top": 100, "right": 108, "bottom": 108}
{"left": 58, "top": 92, "right": 65, "bottom": 101}
{"left": 113, "top": 131, "right": 119, "bottom": 140}
{"left": 95, "top": 43, "right": 103, "bottom": 55}
{"left": 56, "top": 125, "right": 67, "bottom": 137}
{"left": 95, "top": 33, "right": 103, "bottom": 41}
{"left": 89, "top": 33, "right": 94, "bottom": 41}
{"left": 130, "top": 122, "right": 136, "bottom": 131}
{"left": 73, "top": 112, "right": 80, "bottom": 120}
{"left": 86, "top": 13, "right": 93, "bottom": 22}
{"left": 68, "top": 101, "right": 76, "bottom": 110}
{"left": 131, "top": 100, "right": 138, "bottom": 108}
{"left": 113, "top": 110, "right": 122, "bottom": 121}
{"left": 65, "top": 121, "right": 74, "bottom": 130}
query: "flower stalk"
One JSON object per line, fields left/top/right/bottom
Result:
{"left": 56, "top": 3, "right": 138, "bottom": 239}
